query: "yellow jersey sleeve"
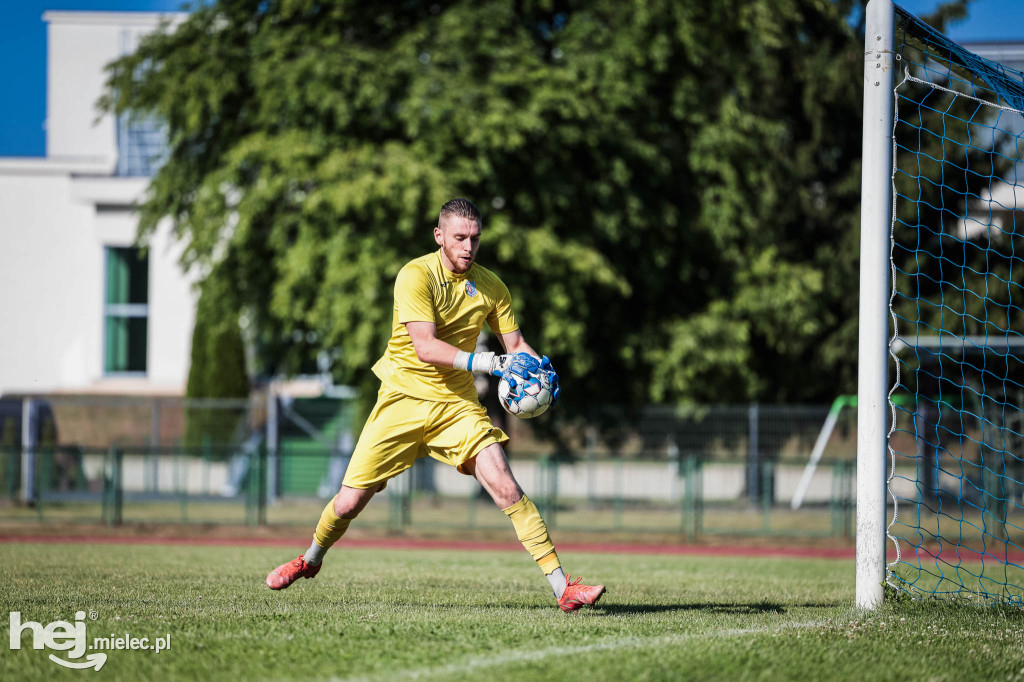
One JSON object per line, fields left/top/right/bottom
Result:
{"left": 394, "top": 261, "right": 435, "bottom": 324}
{"left": 486, "top": 277, "right": 518, "bottom": 336}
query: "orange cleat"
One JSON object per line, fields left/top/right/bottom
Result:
{"left": 266, "top": 555, "right": 321, "bottom": 590}
{"left": 557, "top": 575, "right": 606, "bottom": 612}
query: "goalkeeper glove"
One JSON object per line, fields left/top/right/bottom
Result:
{"left": 539, "top": 356, "right": 562, "bottom": 406}
{"left": 500, "top": 354, "right": 561, "bottom": 406}
{"left": 453, "top": 350, "right": 514, "bottom": 376}
{"left": 503, "top": 352, "right": 542, "bottom": 380}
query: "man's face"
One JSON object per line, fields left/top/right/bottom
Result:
{"left": 434, "top": 216, "right": 481, "bottom": 274}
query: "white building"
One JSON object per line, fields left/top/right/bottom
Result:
{"left": 958, "top": 42, "right": 1024, "bottom": 241}
{"left": 0, "top": 11, "right": 195, "bottom": 396}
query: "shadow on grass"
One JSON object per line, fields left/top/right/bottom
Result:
{"left": 596, "top": 601, "right": 838, "bottom": 615}
{"left": 354, "top": 598, "right": 842, "bottom": 614}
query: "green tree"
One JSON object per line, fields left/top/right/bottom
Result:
{"left": 184, "top": 266, "right": 250, "bottom": 449}
{"left": 101, "top": 0, "right": 973, "bottom": 413}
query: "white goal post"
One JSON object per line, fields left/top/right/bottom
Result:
{"left": 856, "top": 0, "right": 895, "bottom": 610}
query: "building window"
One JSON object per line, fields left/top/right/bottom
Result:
{"left": 115, "top": 29, "right": 168, "bottom": 177}
{"left": 115, "top": 113, "right": 168, "bottom": 177}
{"left": 104, "top": 247, "right": 148, "bottom": 374}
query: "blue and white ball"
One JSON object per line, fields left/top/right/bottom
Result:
{"left": 498, "top": 371, "right": 554, "bottom": 419}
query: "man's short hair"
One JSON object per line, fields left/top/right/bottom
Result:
{"left": 439, "top": 198, "right": 481, "bottom": 226}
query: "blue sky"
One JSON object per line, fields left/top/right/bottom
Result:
{"left": 1, "top": 0, "right": 1023, "bottom": 157}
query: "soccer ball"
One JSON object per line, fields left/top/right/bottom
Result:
{"left": 498, "top": 370, "right": 554, "bottom": 419}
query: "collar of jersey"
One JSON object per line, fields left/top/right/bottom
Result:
{"left": 436, "top": 249, "right": 474, "bottom": 281}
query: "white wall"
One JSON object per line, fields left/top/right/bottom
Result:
{"left": 148, "top": 218, "right": 197, "bottom": 388}
{"left": 0, "top": 171, "right": 197, "bottom": 395}
{"left": 0, "top": 171, "right": 90, "bottom": 393}
{"left": 47, "top": 22, "right": 119, "bottom": 161}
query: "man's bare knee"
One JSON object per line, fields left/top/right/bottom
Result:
{"left": 332, "top": 484, "right": 380, "bottom": 519}
{"left": 469, "top": 445, "right": 524, "bottom": 509}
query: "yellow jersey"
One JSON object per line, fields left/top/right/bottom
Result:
{"left": 372, "top": 250, "right": 519, "bottom": 402}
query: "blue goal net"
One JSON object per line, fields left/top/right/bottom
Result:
{"left": 887, "top": 6, "right": 1024, "bottom": 604}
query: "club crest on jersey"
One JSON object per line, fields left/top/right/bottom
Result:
{"left": 465, "top": 281, "right": 477, "bottom": 297}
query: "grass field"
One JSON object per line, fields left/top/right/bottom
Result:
{"left": 2, "top": 542, "right": 1024, "bottom": 681}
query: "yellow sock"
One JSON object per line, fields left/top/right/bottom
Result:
{"left": 503, "top": 495, "right": 562, "bottom": 574}
{"left": 312, "top": 495, "right": 352, "bottom": 549}
{"left": 538, "top": 550, "right": 561, "bottom": 575}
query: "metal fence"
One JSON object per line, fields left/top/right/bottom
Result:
{"left": 0, "top": 444, "right": 857, "bottom": 540}
{"left": 0, "top": 394, "right": 865, "bottom": 540}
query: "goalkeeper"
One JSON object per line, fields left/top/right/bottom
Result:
{"left": 266, "top": 198, "right": 605, "bottom": 612}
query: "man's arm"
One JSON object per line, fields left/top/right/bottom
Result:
{"left": 405, "top": 321, "right": 461, "bottom": 368}
{"left": 405, "top": 322, "right": 535, "bottom": 375}
{"left": 496, "top": 329, "right": 539, "bottom": 359}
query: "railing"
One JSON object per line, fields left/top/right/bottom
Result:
{"left": 0, "top": 445, "right": 856, "bottom": 540}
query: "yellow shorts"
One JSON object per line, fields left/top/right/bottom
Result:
{"left": 342, "top": 383, "right": 509, "bottom": 490}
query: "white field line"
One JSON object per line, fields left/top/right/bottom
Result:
{"left": 334, "top": 619, "right": 825, "bottom": 682}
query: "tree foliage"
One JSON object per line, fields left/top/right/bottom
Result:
{"left": 184, "top": 266, "right": 249, "bottom": 447}
{"left": 102, "top": 0, "right": 975, "bottom": 411}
